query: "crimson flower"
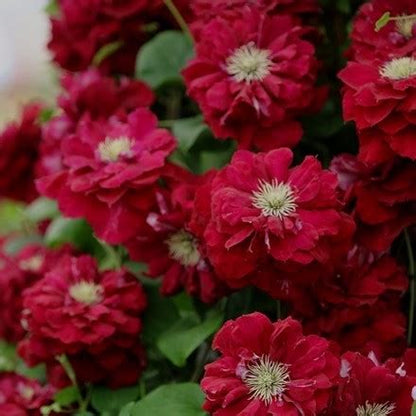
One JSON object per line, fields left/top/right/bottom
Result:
{"left": 36, "top": 69, "right": 154, "bottom": 178}
{"left": 37, "top": 109, "right": 176, "bottom": 244}
{"left": 126, "top": 179, "right": 228, "bottom": 304}
{"left": 18, "top": 254, "right": 147, "bottom": 388}
{"left": 330, "top": 352, "right": 416, "bottom": 415}
{"left": 200, "top": 148, "right": 354, "bottom": 288}
{"left": 48, "top": 0, "right": 191, "bottom": 75}
{"left": 0, "top": 244, "right": 72, "bottom": 343}
{"left": 0, "top": 103, "right": 43, "bottom": 202}
{"left": 349, "top": 0, "right": 416, "bottom": 63}
{"left": 290, "top": 244, "right": 408, "bottom": 359}
{"left": 183, "top": 6, "right": 326, "bottom": 150}
{"left": 339, "top": 53, "right": 416, "bottom": 165}
{"left": 0, "top": 373, "right": 55, "bottom": 416}
{"left": 201, "top": 313, "right": 340, "bottom": 415}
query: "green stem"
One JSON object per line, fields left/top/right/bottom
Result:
{"left": 56, "top": 355, "right": 85, "bottom": 409}
{"left": 163, "top": 0, "right": 193, "bottom": 41}
{"left": 191, "top": 342, "right": 210, "bottom": 382}
{"left": 405, "top": 229, "right": 415, "bottom": 345}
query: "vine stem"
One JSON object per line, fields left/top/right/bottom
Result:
{"left": 163, "top": 0, "right": 194, "bottom": 41}
{"left": 405, "top": 229, "right": 415, "bottom": 345}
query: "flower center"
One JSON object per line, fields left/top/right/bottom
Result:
{"left": 252, "top": 180, "right": 297, "bottom": 219}
{"left": 226, "top": 42, "right": 272, "bottom": 83}
{"left": 17, "top": 384, "right": 35, "bottom": 401}
{"left": 243, "top": 355, "right": 290, "bottom": 404}
{"left": 166, "top": 230, "right": 201, "bottom": 267}
{"left": 19, "top": 255, "right": 44, "bottom": 272}
{"left": 396, "top": 14, "right": 416, "bottom": 38}
{"left": 69, "top": 281, "right": 103, "bottom": 305}
{"left": 98, "top": 136, "right": 134, "bottom": 163}
{"left": 380, "top": 57, "right": 416, "bottom": 80}
{"left": 356, "top": 402, "right": 395, "bottom": 416}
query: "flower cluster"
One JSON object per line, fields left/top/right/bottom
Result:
{"left": 0, "top": 0, "right": 414, "bottom": 414}
{"left": 48, "top": 0, "right": 191, "bottom": 75}
{"left": 183, "top": 4, "right": 326, "bottom": 150}
{"left": 0, "top": 372, "right": 55, "bottom": 415}
{"left": 18, "top": 254, "right": 147, "bottom": 389}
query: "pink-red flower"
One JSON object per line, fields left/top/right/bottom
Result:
{"left": 200, "top": 148, "right": 354, "bottom": 289}
{"left": 349, "top": 0, "right": 416, "bottom": 64}
{"left": 18, "top": 254, "right": 147, "bottom": 388}
{"left": 332, "top": 155, "right": 416, "bottom": 252}
{"left": 183, "top": 6, "right": 326, "bottom": 150}
{"left": 291, "top": 245, "right": 408, "bottom": 359}
{"left": 37, "top": 109, "right": 176, "bottom": 244}
{"left": 201, "top": 313, "right": 340, "bottom": 415}
{"left": 126, "top": 177, "right": 228, "bottom": 304}
{"left": 0, "top": 244, "right": 71, "bottom": 343}
{"left": 330, "top": 351, "right": 416, "bottom": 415}
{"left": 339, "top": 53, "right": 416, "bottom": 165}
{"left": 0, "top": 373, "right": 55, "bottom": 416}
{"left": 48, "top": 0, "right": 191, "bottom": 75}
{"left": 0, "top": 103, "right": 43, "bottom": 202}
{"left": 36, "top": 69, "right": 154, "bottom": 178}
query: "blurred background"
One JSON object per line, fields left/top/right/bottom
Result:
{"left": 0, "top": 0, "right": 56, "bottom": 128}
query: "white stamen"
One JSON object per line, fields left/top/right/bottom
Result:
{"left": 166, "top": 230, "right": 201, "bottom": 267}
{"left": 226, "top": 42, "right": 272, "bottom": 83}
{"left": 252, "top": 180, "right": 297, "bottom": 219}
{"left": 69, "top": 281, "right": 103, "bottom": 305}
{"left": 396, "top": 15, "right": 416, "bottom": 38}
{"left": 98, "top": 136, "right": 134, "bottom": 163}
{"left": 19, "top": 255, "right": 44, "bottom": 272}
{"left": 356, "top": 401, "right": 395, "bottom": 416}
{"left": 243, "top": 355, "right": 290, "bottom": 404}
{"left": 380, "top": 57, "right": 416, "bottom": 80}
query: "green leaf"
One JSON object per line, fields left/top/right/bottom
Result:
{"left": 122, "top": 383, "right": 207, "bottom": 416}
{"left": 93, "top": 41, "right": 124, "bottom": 66}
{"left": 336, "top": 0, "right": 350, "bottom": 13}
{"left": 0, "top": 341, "right": 17, "bottom": 371}
{"left": 142, "top": 282, "right": 180, "bottom": 345}
{"left": 44, "top": 0, "right": 59, "bottom": 16}
{"left": 156, "top": 307, "right": 223, "bottom": 367}
{"left": 4, "top": 235, "right": 43, "bottom": 255}
{"left": 44, "top": 217, "right": 100, "bottom": 254}
{"left": 0, "top": 199, "right": 27, "bottom": 236}
{"left": 25, "top": 197, "right": 59, "bottom": 223}
{"left": 91, "top": 385, "right": 140, "bottom": 413}
{"left": 54, "top": 386, "right": 81, "bottom": 407}
{"left": 199, "top": 148, "right": 234, "bottom": 173}
{"left": 375, "top": 12, "right": 391, "bottom": 31}
{"left": 412, "top": 401, "right": 416, "bottom": 416}
{"left": 136, "top": 31, "right": 194, "bottom": 88}
{"left": 172, "top": 116, "right": 207, "bottom": 153}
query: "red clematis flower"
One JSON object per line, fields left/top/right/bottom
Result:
{"left": 200, "top": 148, "right": 354, "bottom": 289}
{"left": 339, "top": 53, "right": 416, "bottom": 165}
{"left": 0, "top": 244, "right": 72, "bottom": 343}
{"left": 0, "top": 103, "right": 43, "bottom": 203}
{"left": 48, "top": 0, "right": 192, "bottom": 75}
{"left": 183, "top": 7, "right": 326, "bottom": 150}
{"left": 0, "top": 373, "right": 55, "bottom": 416}
{"left": 37, "top": 109, "right": 176, "bottom": 244}
{"left": 330, "top": 351, "right": 416, "bottom": 415}
{"left": 201, "top": 313, "right": 340, "bottom": 415}
{"left": 36, "top": 69, "right": 154, "bottom": 178}
{"left": 126, "top": 177, "right": 228, "bottom": 304}
{"left": 290, "top": 245, "right": 408, "bottom": 359}
{"left": 18, "top": 254, "right": 147, "bottom": 388}
{"left": 349, "top": 0, "right": 416, "bottom": 63}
